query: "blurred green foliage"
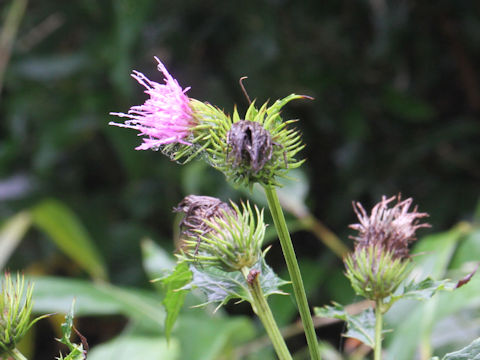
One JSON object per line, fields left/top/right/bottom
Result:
{"left": 1, "top": 0, "right": 480, "bottom": 358}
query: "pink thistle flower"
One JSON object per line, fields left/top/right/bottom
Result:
{"left": 109, "top": 57, "right": 195, "bottom": 150}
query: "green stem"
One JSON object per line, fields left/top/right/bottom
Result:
{"left": 263, "top": 185, "right": 321, "bottom": 360}
{"left": 374, "top": 300, "right": 383, "bottom": 360}
{"left": 242, "top": 268, "right": 293, "bottom": 360}
{"left": 6, "top": 348, "right": 28, "bottom": 360}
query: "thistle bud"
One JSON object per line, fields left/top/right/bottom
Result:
{"left": 175, "top": 198, "right": 266, "bottom": 272}
{"left": 207, "top": 94, "right": 309, "bottom": 187}
{"left": 344, "top": 195, "right": 430, "bottom": 300}
{"left": 0, "top": 273, "right": 42, "bottom": 353}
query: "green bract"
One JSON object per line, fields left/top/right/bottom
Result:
{"left": 177, "top": 201, "right": 266, "bottom": 272}
{"left": 344, "top": 246, "right": 411, "bottom": 301}
{"left": 164, "top": 99, "right": 231, "bottom": 163}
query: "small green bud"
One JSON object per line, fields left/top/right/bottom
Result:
{"left": 0, "top": 272, "right": 44, "bottom": 353}
{"left": 176, "top": 198, "right": 266, "bottom": 272}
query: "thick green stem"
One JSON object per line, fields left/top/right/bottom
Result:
{"left": 374, "top": 300, "right": 383, "bottom": 360}
{"left": 242, "top": 268, "right": 293, "bottom": 360}
{"left": 6, "top": 348, "right": 28, "bottom": 360}
{"left": 263, "top": 185, "right": 321, "bottom": 360}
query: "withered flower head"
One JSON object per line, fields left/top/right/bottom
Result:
{"left": 206, "top": 94, "right": 309, "bottom": 187}
{"left": 345, "top": 195, "right": 430, "bottom": 300}
{"left": 175, "top": 199, "right": 266, "bottom": 272}
{"left": 349, "top": 195, "right": 430, "bottom": 260}
{"left": 226, "top": 120, "right": 274, "bottom": 175}
{"left": 174, "top": 195, "right": 232, "bottom": 240}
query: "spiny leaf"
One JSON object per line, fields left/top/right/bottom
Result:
{"left": 183, "top": 258, "right": 288, "bottom": 310}
{"left": 440, "top": 337, "right": 480, "bottom": 360}
{"left": 314, "top": 302, "right": 376, "bottom": 348}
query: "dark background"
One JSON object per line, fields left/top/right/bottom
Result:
{"left": 1, "top": 0, "right": 479, "bottom": 357}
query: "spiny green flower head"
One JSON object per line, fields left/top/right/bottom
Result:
{"left": 0, "top": 272, "right": 45, "bottom": 353}
{"left": 345, "top": 245, "right": 411, "bottom": 300}
{"left": 177, "top": 199, "right": 267, "bottom": 272}
{"left": 344, "top": 195, "right": 430, "bottom": 300}
{"left": 206, "top": 94, "right": 310, "bottom": 188}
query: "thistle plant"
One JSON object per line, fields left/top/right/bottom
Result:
{"left": 344, "top": 195, "right": 430, "bottom": 360}
{"left": 110, "top": 58, "right": 319, "bottom": 359}
{"left": 0, "top": 272, "right": 47, "bottom": 360}
{"left": 167, "top": 196, "right": 292, "bottom": 359}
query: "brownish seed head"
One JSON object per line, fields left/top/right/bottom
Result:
{"left": 173, "top": 195, "right": 233, "bottom": 241}
{"left": 349, "top": 195, "right": 430, "bottom": 260}
{"left": 226, "top": 120, "right": 273, "bottom": 174}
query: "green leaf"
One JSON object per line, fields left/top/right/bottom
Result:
{"left": 30, "top": 276, "right": 165, "bottom": 330}
{"left": 56, "top": 301, "right": 86, "bottom": 360}
{"left": 31, "top": 199, "right": 107, "bottom": 280}
{"left": 175, "top": 314, "right": 255, "bottom": 360}
{"left": 385, "top": 224, "right": 472, "bottom": 360}
{"left": 389, "top": 277, "right": 457, "bottom": 304}
{"left": 0, "top": 211, "right": 31, "bottom": 270}
{"left": 314, "top": 302, "right": 375, "bottom": 348}
{"left": 87, "top": 336, "right": 179, "bottom": 360}
{"left": 160, "top": 261, "right": 192, "bottom": 340}
{"left": 185, "top": 259, "right": 288, "bottom": 309}
{"left": 441, "top": 338, "right": 480, "bottom": 360}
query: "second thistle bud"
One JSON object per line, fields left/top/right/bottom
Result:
{"left": 175, "top": 196, "right": 266, "bottom": 272}
{"left": 344, "top": 195, "right": 430, "bottom": 300}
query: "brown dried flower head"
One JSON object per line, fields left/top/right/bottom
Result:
{"left": 173, "top": 195, "right": 233, "bottom": 241}
{"left": 226, "top": 120, "right": 274, "bottom": 175}
{"left": 349, "top": 195, "right": 430, "bottom": 260}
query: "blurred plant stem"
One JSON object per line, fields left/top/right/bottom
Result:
{"left": 263, "top": 185, "right": 321, "bottom": 360}
{"left": 0, "top": 0, "right": 28, "bottom": 98}
{"left": 241, "top": 267, "right": 292, "bottom": 360}
{"left": 374, "top": 300, "right": 383, "bottom": 360}
{"left": 5, "top": 348, "right": 28, "bottom": 360}
{"left": 275, "top": 188, "right": 349, "bottom": 258}
{"left": 300, "top": 214, "right": 350, "bottom": 258}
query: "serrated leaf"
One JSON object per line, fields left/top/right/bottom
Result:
{"left": 314, "top": 303, "right": 375, "bottom": 348}
{"left": 184, "top": 259, "right": 288, "bottom": 309}
{"left": 441, "top": 337, "right": 480, "bottom": 359}
{"left": 160, "top": 262, "right": 193, "bottom": 340}
{"left": 391, "top": 277, "right": 456, "bottom": 303}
